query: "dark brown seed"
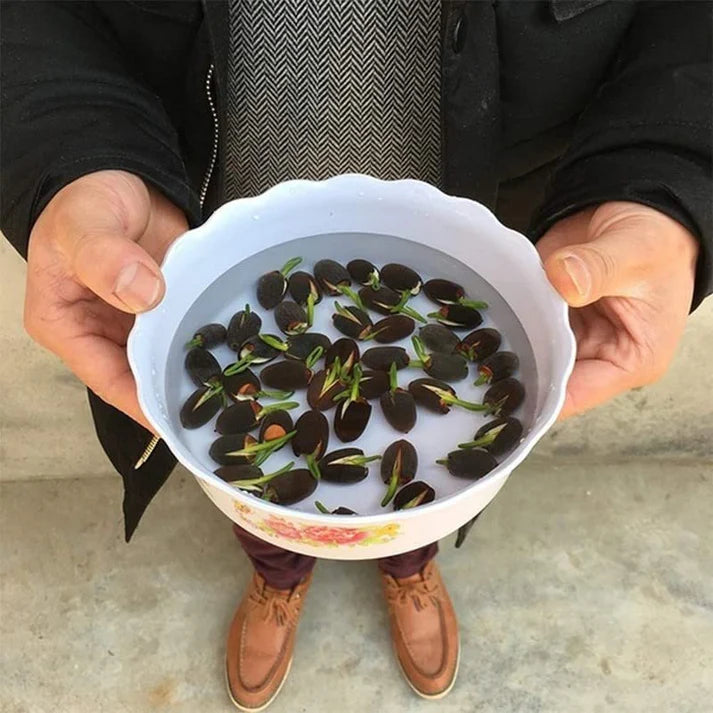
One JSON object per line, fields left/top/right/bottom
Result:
{"left": 274, "top": 301, "right": 308, "bottom": 336}
{"left": 483, "top": 378, "right": 525, "bottom": 416}
{"left": 314, "top": 259, "right": 351, "bottom": 295}
{"left": 318, "top": 448, "right": 376, "bottom": 484}
{"left": 216, "top": 401, "right": 261, "bottom": 435}
{"left": 185, "top": 348, "right": 222, "bottom": 387}
{"left": 264, "top": 469, "right": 317, "bottom": 505}
{"left": 418, "top": 324, "right": 460, "bottom": 354}
{"left": 333, "top": 507, "right": 357, "bottom": 515}
{"left": 423, "top": 279, "right": 466, "bottom": 305}
{"left": 469, "top": 417, "right": 523, "bottom": 456}
{"left": 209, "top": 433, "right": 258, "bottom": 465}
{"left": 213, "top": 463, "right": 263, "bottom": 482}
{"left": 359, "top": 370, "right": 390, "bottom": 399}
{"left": 260, "top": 360, "right": 311, "bottom": 390}
{"left": 180, "top": 386, "right": 222, "bottom": 428}
{"left": 424, "top": 353, "right": 469, "bottom": 382}
{"left": 259, "top": 410, "right": 294, "bottom": 442}
{"left": 380, "top": 439, "right": 418, "bottom": 505}
{"left": 380, "top": 389, "right": 417, "bottom": 433}
{"left": 380, "top": 263, "right": 422, "bottom": 295}
{"left": 222, "top": 369, "right": 261, "bottom": 402}
{"left": 307, "top": 370, "right": 345, "bottom": 411}
{"left": 358, "top": 285, "right": 400, "bottom": 315}
{"left": 408, "top": 378, "right": 455, "bottom": 414}
{"left": 372, "top": 314, "right": 415, "bottom": 343}
{"left": 440, "top": 449, "right": 498, "bottom": 480}
{"left": 288, "top": 271, "right": 322, "bottom": 306}
{"left": 292, "top": 410, "right": 330, "bottom": 459}
{"left": 239, "top": 335, "right": 281, "bottom": 364}
{"left": 257, "top": 271, "right": 287, "bottom": 309}
{"left": 187, "top": 323, "right": 227, "bottom": 349}
{"left": 332, "top": 305, "right": 373, "bottom": 340}
{"left": 334, "top": 398, "right": 371, "bottom": 442}
{"left": 458, "top": 328, "right": 502, "bottom": 362}
{"left": 227, "top": 308, "right": 262, "bottom": 351}
{"left": 324, "top": 338, "right": 360, "bottom": 374}
{"left": 393, "top": 481, "right": 435, "bottom": 510}
{"left": 285, "top": 333, "right": 331, "bottom": 362}
{"left": 476, "top": 351, "right": 519, "bottom": 385}
{"left": 347, "top": 259, "right": 380, "bottom": 286}
{"left": 431, "top": 304, "right": 483, "bottom": 330}
{"left": 361, "top": 346, "right": 410, "bottom": 371}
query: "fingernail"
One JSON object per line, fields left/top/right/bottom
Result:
{"left": 113, "top": 262, "right": 161, "bottom": 311}
{"left": 561, "top": 254, "right": 590, "bottom": 299}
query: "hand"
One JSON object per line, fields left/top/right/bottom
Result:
{"left": 24, "top": 170, "right": 188, "bottom": 429}
{"left": 537, "top": 201, "right": 698, "bottom": 419}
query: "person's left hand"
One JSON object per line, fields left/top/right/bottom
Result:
{"left": 536, "top": 201, "right": 699, "bottom": 419}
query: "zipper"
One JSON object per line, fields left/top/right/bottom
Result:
{"left": 200, "top": 63, "right": 219, "bottom": 209}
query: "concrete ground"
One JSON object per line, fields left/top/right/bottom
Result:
{"left": 2, "top": 239, "right": 712, "bottom": 712}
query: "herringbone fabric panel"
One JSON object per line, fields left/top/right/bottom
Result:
{"left": 224, "top": 0, "right": 442, "bottom": 199}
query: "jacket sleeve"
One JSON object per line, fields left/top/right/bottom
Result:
{"left": 530, "top": 1, "right": 712, "bottom": 309}
{"left": 0, "top": 1, "right": 202, "bottom": 259}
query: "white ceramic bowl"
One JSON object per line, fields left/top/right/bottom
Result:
{"left": 128, "top": 175, "right": 574, "bottom": 559}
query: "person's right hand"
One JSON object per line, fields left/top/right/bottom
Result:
{"left": 24, "top": 170, "right": 188, "bottom": 429}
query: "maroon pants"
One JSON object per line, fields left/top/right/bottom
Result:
{"left": 233, "top": 524, "right": 438, "bottom": 590}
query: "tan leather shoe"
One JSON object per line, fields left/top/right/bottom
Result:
{"left": 226, "top": 571, "right": 312, "bottom": 711}
{"left": 381, "top": 561, "right": 460, "bottom": 699}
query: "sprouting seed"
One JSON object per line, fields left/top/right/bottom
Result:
{"left": 347, "top": 259, "right": 380, "bottom": 287}
{"left": 380, "top": 363, "right": 417, "bottom": 433}
{"left": 380, "top": 263, "right": 422, "bottom": 295}
{"left": 410, "top": 335, "right": 468, "bottom": 382}
{"left": 408, "top": 377, "right": 490, "bottom": 414}
{"left": 216, "top": 400, "right": 299, "bottom": 435}
{"left": 361, "top": 346, "right": 410, "bottom": 372}
{"left": 284, "top": 333, "right": 331, "bottom": 362}
{"left": 186, "top": 323, "right": 226, "bottom": 349}
{"left": 210, "top": 430, "right": 296, "bottom": 467}
{"left": 318, "top": 448, "right": 381, "bottom": 484}
{"left": 288, "top": 271, "right": 322, "bottom": 306}
{"left": 483, "top": 378, "right": 525, "bottom": 416}
{"left": 436, "top": 449, "right": 498, "bottom": 480}
{"left": 325, "top": 338, "right": 360, "bottom": 375}
{"left": 315, "top": 501, "right": 357, "bottom": 515}
{"left": 180, "top": 384, "right": 223, "bottom": 429}
{"left": 427, "top": 304, "right": 483, "bottom": 330}
{"left": 292, "top": 409, "right": 330, "bottom": 479}
{"left": 358, "top": 285, "right": 400, "bottom": 315}
{"left": 358, "top": 370, "right": 390, "bottom": 400}
{"left": 257, "top": 257, "right": 302, "bottom": 309}
{"left": 458, "top": 416, "right": 523, "bottom": 456}
{"left": 474, "top": 351, "right": 519, "bottom": 385}
{"left": 223, "top": 334, "right": 282, "bottom": 375}
{"left": 307, "top": 358, "right": 346, "bottom": 411}
{"left": 393, "top": 481, "right": 435, "bottom": 510}
{"left": 418, "top": 324, "right": 460, "bottom": 355}
{"left": 371, "top": 314, "right": 415, "bottom": 343}
{"left": 262, "top": 468, "right": 318, "bottom": 505}
{"left": 260, "top": 360, "right": 312, "bottom": 390}
{"left": 274, "top": 301, "right": 309, "bottom": 336}
{"left": 314, "top": 259, "right": 351, "bottom": 296}
{"left": 423, "top": 279, "right": 488, "bottom": 310}
{"left": 227, "top": 305, "right": 262, "bottom": 352}
{"left": 332, "top": 302, "right": 373, "bottom": 340}
{"left": 380, "top": 439, "right": 418, "bottom": 506}
{"left": 258, "top": 410, "right": 295, "bottom": 443}
{"left": 222, "top": 368, "right": 260, "bottom": 402}
{"left": 334, "top": 365, "right": 371, "bottom": 443}
{"left": 184, "top": 347, "right": 222, "bottom": 387}
{"left": 458, "top": 328, "right": 502, "bottom": 362}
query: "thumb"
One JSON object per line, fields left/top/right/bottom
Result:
{"left": 53, "top": 172, "right": 165, "bottom": 313}
{"left": 542, "top": 228, "right": 656, "bottom": 308}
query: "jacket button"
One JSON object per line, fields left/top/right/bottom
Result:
{"left": 452, "top": 12, "right": 466, "bottom": 54}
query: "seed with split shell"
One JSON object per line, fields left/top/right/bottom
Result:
{"left": 423, "top": 279, "right": 488, "bottom": 310}
{"left": 187, "top": 323, "right": 226, "bottom": 349}
{"left": 437, "top": 448, "right": 498, "bottom": 480}
{"left": 307, "top": 354, "right": 346, "bottom": 410}
{"left": 314, "top": 259, "right": 351, "bottom": 295}
{"left": 380, "top": 364, "right": 417, "bottom": 433}
{"left": 411, "top": 335, "right": 468, "bottom": 382}
{"left": 185, "top": 347, "right": 222, "bottom": 387}
{"left": 460, "top": 417, "right": 523, "bottom": 456}
{"left": 332, "top": 303, "right": 373, "bottom": 340}
{"left": 393, "top": 481, "right": 435, "bottom": 510}
{"left": 210, "top": 433, "right": 259, "bottom": 465}
{"left": 334, "top": 369, "right": 371, "bottom": 443}
{"left": 257, "top": 257, "right": 302, "bottom": 309}
{"left": 325, "top": 338, "right": 360, "bottom": 374}
{"left": 260, "top": 360, "right": 312, "bottom": 390}
{"left": 361, "top": 346, "right": 410, "bottom": 371}
{"left": 418, "top": 324, "right": 460, "bottom": 354}
{"left": 285, "top": 333, "right": 331, "bottom": 362}
{"left": 372, "top": 314, "right": 415, "bottom": 343}
{"left": 475, "top": 351, "right": 519, "bottom": 385}
{"left": 180, "top": 385, "right": 222, "bottom": 428}
{"left": 483, "top": 378, "right": 525, "bottom": 416}
{"left": 292, "top": 409, "right": 330, "bottom": 478}
{"left": 358, "top": 285, "right": 400, "bottom": 315}
{"left": 315, "top": 502, "right": 357, "bottom": 515}
{"left": 407, "top": 377, "right": 490, "bottom": 414}
{"left": 288, "top": 271, "right": 322, "bottom": 306}
{"left": 274, "top": 301, "right": 308, "bottom": 336}
{"left": 259, "top": 410, "right": 295, "bottom": 443}
{"left": 216, "top": 400, "right": 299, "bottom": 435}
{"left": 347, "top": 259, "right": 380, "bottom": 287}
{"left": 359, "top": 370, "right": 390, "bottom": 399}
{"left": 428, "top": 304, "right": 483, "bottom": 330}
{"left": 214, "top": 462, "right": 262, "bottom": 482}
{"left": 227, "top": 306, "right": 262, "bottom": 351}
{"left": 380, "top": 263, "right": 422, "bottom": 295}
{"left": 318, "top": 448, "right": 381, "bottom": 484}
{"left": 458, "top": 328, "right": 502, "bottom": 362}
{"left": 224, "top": 335, "right": 282, "bottom": 372}
{"left": 222, "top": 368, "right": 261, "bottom": 402}
{"left": 263, "top": 468, "right": 318, "bottom": 505}
{"left": 380, "top": 439, "right": 418, "bottom": 506}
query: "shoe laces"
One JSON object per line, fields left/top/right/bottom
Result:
{"left": 385, "top": 570, "right": 439, "bottom": 612}
{"left": 248, "top": 585, "right": 300, "bottom": 627}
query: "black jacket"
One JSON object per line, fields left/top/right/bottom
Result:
{"left": 2, "top": 1, "right": 711, "bottom": 540}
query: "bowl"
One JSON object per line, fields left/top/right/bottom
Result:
{"left": 128, "top": 175, "right": 574, "bottom": 559}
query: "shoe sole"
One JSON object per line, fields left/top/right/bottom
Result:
{"left": 225, "top": 656, "right": 293, "bottom": 712}
{"left": 395, "top": 635, "right": 461, "bottom": 701}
